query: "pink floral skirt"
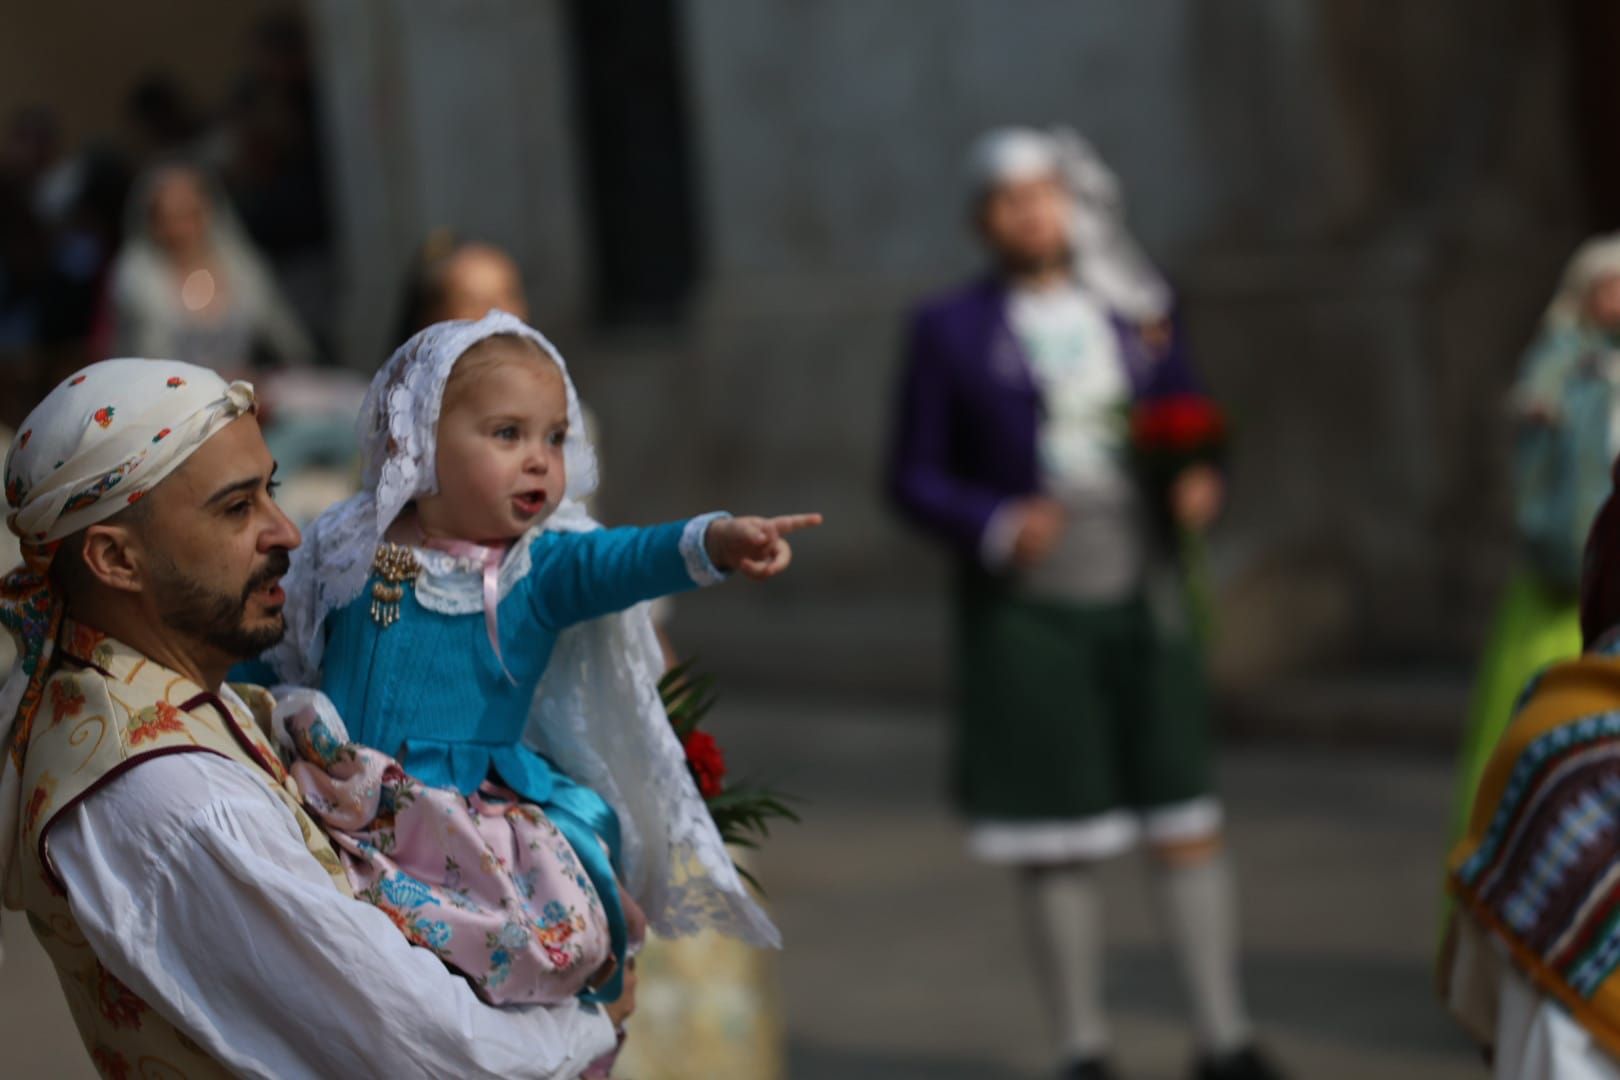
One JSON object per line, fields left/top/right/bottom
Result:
{"left": 285, "top": 709, "right": 615, "bottom": 1006}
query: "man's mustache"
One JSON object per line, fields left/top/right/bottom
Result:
{"left": 242, "top": 550, "right": 292, "bottom": 602}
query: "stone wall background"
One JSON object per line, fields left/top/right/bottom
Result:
{"left": 313, "top": 0, "right": 1605, "bottom": 723}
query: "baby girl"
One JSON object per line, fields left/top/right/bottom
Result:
{"left": 248, "top": 311, "right": 816, "bottom": 1025}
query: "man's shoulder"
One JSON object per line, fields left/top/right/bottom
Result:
{"left": 910, "top": 276, "right": 1003, "bottom": 333}
{"left": 66, "top": 750, "right": 286, "bottom": 849}
{"left": 35, "top": 660, "right": 119, "bottom": 735}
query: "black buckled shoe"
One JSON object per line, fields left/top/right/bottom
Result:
{"left": 1060, "top": 1057, "right": 1118, "bottom": 1080}
{"left": 1193, "top": 1044, "right": 1286, "bottom": 1080}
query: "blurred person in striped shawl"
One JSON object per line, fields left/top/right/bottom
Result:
{"left": 1444, "top": 453, "right": 1620, "bottom": 1078}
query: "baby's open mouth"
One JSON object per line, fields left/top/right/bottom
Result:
{"left": 513, "top": 490, "right": 547, "bottom": 515}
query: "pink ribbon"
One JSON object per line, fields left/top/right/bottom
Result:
{"left": 418, "top": 535, "right": 515, "bottom": 683}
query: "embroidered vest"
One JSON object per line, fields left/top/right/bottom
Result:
{"left": 6, "top": 621, "right": 350, "bottom": 1078}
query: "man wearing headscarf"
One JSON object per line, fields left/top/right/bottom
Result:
{"left": 0, "top": 359, "right": 625, "bottom": 1076}
{"left": 888, "top": 128, "right": 1278, "bottom": 1080}
{"left": 1442, "top": 454, "right": 1620, "bottom": 1079}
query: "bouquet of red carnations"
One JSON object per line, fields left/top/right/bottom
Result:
{"left": 660, "top": 661, "right": 798, "bottom": 891}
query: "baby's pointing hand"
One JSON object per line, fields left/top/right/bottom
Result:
{"left": 706, "top": 513, "right": 824, "bottom": 581}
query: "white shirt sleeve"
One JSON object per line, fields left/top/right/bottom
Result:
{"left": 979, "top": 499, "right": 1024, "bottom": 571}
{"left": 1495, "top": 963, "right": 1620, "bottom": 1080}
{"left": 47, "top": 752, "right": 616, "bottom": 1080}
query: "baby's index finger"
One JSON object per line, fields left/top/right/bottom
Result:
{"left": 771, "top": 513, "right": 824, "bottom": 535}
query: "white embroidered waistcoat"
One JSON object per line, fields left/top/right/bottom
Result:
{"left": 5, "top": 620, "right": 350, "bottom": 1078}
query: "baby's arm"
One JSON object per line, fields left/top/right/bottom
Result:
{"left": 529, "top": 512, "right": 822, "bottom": 629}
{"left": 529, "top": 514, "right": 724, "bottom": 629}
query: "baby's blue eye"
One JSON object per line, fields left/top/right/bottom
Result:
{"left": 494, "top": 426, "right": 519, "bottom": 441}
{"left": 548, "top": 431, "right": 567, "bottom": 447}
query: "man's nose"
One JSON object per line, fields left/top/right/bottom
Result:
{"left": 261, "top": 497, "right": 302, "bottom": 552}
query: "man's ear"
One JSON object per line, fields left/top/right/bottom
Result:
{"left": 80, "top": 522, "right": 146, "bottom": 594}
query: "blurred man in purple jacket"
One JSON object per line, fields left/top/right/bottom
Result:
{"left": 888, "top": 128, "right": 1279, "bottom": 1080}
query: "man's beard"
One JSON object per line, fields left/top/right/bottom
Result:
{"left": 154, "top": 549, "right": 291, "bottom": 660}
{"left": 996, "top": 244, "right": 1072, "bottom": 281}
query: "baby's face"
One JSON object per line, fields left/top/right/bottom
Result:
{"left": 417, "top": 339, "right": 568, "bottom": 544}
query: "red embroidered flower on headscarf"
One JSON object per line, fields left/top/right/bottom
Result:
{"left": 92, "top": 406, "right": 115, "bottom": 429}
{"left": 152, "top": 428, "right": 170, "bottom": 443}
{"left": 16, "top": 429, "right": 29, "bottom": 450}
{"left": 68, "top": 374, "right": 86, "bottom": 386}
{"left": 681, "top": 730, "right": 727, "bottom": 799}
{"left": 166, "top": 376, "right": 186, "bottom": 388}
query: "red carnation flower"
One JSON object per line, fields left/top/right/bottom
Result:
{"left": 681, "top": 730, "right": 727, "bottom": 799}
{"left": 1131, "top": 395, "right": 1224, "bottom": 454}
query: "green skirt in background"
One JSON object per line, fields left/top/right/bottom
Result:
{"left": 1447, "top": 569, "right": 1582, "bottom": 843}
{"left": 953, "top": 573, "right": 1213, "bottom": 823}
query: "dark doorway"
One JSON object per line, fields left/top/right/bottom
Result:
{"left": 566, "top": 0, "right": 702, "bottom": 327}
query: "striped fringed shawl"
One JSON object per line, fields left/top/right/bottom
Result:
{"left": 1448, "top": 642, "right": 1620, "bottom": 1056}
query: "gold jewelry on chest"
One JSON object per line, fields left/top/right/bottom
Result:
{"left": 370, "top": 542, "right": 420, "bottom": 628}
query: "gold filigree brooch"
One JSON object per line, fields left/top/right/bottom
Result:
{"left": 369, "top": 543, "right": 420, "bottom": 628}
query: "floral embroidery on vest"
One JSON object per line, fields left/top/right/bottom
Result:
{"left": 63, "top": 623, "right": 109, "bottom": 668}
{"left": 90, "top": 1044, "right": 130, "bottom": 1079}
{"left": 23, "top": 773, "right": 55, "bottom": 837}
{"left": 94, "top": 966, "right": 148, "bottom": 1030}
{"left": 14, "top": 626, "right": 351, "bottom": 1077}
{"left": 127, "top": 701, "right": 188, "bottom": 746}
{"left": 48, "top": 681, "right": 85, "bottom": 728}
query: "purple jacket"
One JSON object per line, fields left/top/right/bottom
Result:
{"left": 886, "top": 275, "right": 1206, "bottom": 560}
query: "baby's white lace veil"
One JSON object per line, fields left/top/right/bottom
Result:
{"left": 265, "top": 308, "right": 779, "bottom": 947}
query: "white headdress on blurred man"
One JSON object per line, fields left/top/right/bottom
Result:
{"left": 969, "top": 125, "right": 1172, "bottom": 322}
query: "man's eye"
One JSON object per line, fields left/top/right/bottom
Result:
{"left": 266, "top": 480, "right": 281, "bottom": 499}
{"left": 228, "top": 500, "right": 253, "bottom": 517}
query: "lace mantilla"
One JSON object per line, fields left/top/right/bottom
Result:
{"left": 263, "top": 310, "right": 777, "bottom": 947}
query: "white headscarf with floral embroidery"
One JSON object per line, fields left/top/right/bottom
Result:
{"left": 0, "top": 359, "right": 256, "bottom": 957}
{"left": 5, "top": 358, "right": 256, "bottom": 549}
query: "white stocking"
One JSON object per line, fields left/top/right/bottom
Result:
{"left": 1021, "top": 862, "right": 1110, "bottom": 1061}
